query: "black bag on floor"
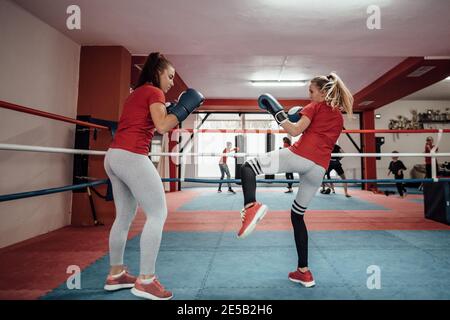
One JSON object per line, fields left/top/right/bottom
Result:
{"left": 423, "top": 182, "right": 450, "bottom": 225}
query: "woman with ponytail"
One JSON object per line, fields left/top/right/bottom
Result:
{"left": 238, "top": 72, "right": 353, "bottom": 288}
{"left": 103, "top": 52, "right": 203, "bottom": 300}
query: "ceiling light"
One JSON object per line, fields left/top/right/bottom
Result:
{"left": 406, "top": 66, "right": 436, "bottom": 77}
{"left": 425, "top": 56, "right": 450, "bottom": 60}
{"left": 359, "top": 101, "right": 374, "bottom": 106}
{"left": 250, "top": 80, "right": 307, "bottom": 87}
{"left": 445, "top": 76, "right": 450, "bottom": 81}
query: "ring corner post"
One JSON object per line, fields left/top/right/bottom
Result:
{"left": 361, "top": 109, "right": 378, "bottom": 191}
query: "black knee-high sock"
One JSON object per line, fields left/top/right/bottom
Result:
{"left": 291, "top": 210, "right": 308, "bottom": 268}
{"left": 241, "top": 162, "right": 257, "bottom": 206}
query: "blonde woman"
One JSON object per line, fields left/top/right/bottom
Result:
{"left": 238, "top": 73, "right": 353, "bottom": 288}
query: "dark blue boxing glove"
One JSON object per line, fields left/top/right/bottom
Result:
{"left": 288, "top": 106, "right": 303, "bottom": 123}
{"left": 168, "top": 88, "right": 205, "bottom": 122}
{"left": 258, "top": 93, "right": 288, "bottom": 125}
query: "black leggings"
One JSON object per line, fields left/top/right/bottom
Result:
{"left": 291, "top": 211, "right": 308, "bottom": 268}
{"left": 241, "top": 162, "right": 257, "bottom": 205}
{"left": 241, "top": 162, "right": 309, "bottom": 268}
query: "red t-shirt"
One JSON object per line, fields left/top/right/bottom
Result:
{"left": 219, "top": 148, "right": 238, "bottom": 164}
{"left": 110, "top": 85, "right": 165, "bottom": 155}
{"left": 219, "top": 148, "right": 228, "bottom": 164}
{"left": 289, "top": 101, "right": 343, "bottom": 169}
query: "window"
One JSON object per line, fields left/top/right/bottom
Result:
{"left": 196, "top": 113, "right": 242, "bottom": 178}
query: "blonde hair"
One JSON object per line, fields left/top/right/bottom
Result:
{"left": 310, "top": 72, "right": 354, "bottom": 118}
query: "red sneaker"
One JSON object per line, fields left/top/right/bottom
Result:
{"left": 237, "top": 202, "right": 268, "bottom": 239}
{"left": 104, "top": 268, "right": 137, "bottom": 291}
{"left": 131, "top": 277, "right": 173, "bottom": 300}
{"left": 288, "top": 269, "right": 315, "bottom": 288}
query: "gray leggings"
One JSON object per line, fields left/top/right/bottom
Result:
{"left": 246, "top": 148, "right": 325, "bottom": 214}
{"left": 104, "top": 148, "right": 167, "bottom": 275}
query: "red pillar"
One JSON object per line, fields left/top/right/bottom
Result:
{"left": 361, "top": 110, "right": 377, "bottom": 191}
{"left": 71, "top": 46, "right": 131, "bottom": 226}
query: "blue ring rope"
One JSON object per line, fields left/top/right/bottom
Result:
{"left": 0, "top": 179, "right": 108, "bottom": 202}
{"left": 1, "top": 178, "right": 449, "bottom": 202}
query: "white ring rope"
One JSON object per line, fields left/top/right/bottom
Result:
{"left": 1, "top": 143, "right": 450, "bottom": 158}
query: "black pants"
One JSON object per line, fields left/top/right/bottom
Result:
{"left": 395, "top": 174, "right": 406, "bottom": 196}
{"left": 286, "top": 172, "right": 294, "bottom": 188}
{"left": 426, "top": 164, "right": 432, "bottom": 178}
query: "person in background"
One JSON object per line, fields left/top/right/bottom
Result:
{"left": 424, "top": 136, "right": 438, "bottom": 178}
{"left": 218, "top": 141, "right": 239, "bottom": 194}
{"left": 320, "top": 144, "right": 351, "bottom": 197}
{"left": 388, "top": 151, "right": 407, "bottom": 198}
{"left": 283, "top": 137, "right": 294, "bottom": 193}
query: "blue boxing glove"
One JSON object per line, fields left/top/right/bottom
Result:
{"left": 168, "top": 88, "right": 205, "bottom": 122}
{"left": 258, "top": 93, "right": 288, "bottom": 125}
{"left": 288, "top": 106, "right": 303, "bottom": 123}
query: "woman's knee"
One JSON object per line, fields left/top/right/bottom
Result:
{"left": 146, "top": 206, "right": 168, "bottom": 223}
{"left": 160, "top": 208, "right": 168, "bottom": 221}
{"left": 113, "top": 214, "right": 135, "bottom": 230}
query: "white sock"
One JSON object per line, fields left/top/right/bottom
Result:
{"left": 139, "top": 276, "right": 156, "bottom": 284}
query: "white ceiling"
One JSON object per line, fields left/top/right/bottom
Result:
{"left": 403, "top": 78, "right": 450, "bottom": 101}
{"left": 161, "top": 55, "right": 404, "bottom": 98}
{"left": 13, "top": 0, "right": 450, "bottom": 100}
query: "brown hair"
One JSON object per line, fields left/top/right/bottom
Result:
{"left": 310, "top": 72, "right": 354, "bottom": 118}
{"left": 135, "top": 52, "right": 173, "bottom": 90}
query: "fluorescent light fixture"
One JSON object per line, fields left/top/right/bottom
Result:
{"left": 375, "top": 114, "right": 381, "bottom": 119}
{"left": 250, "top": 80, "right": 307, "bottom": 87}
{"left": 407, "top": 66, "right": 436, "bottom": 77}
{"left": 359, "top": 101, "right": 374, "bottom": 106}
{"left": 425, "top": 56, "right": 450, "bottom": 60}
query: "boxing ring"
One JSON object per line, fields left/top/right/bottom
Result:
{"left": 1, "top": 142, "right": 450, "bottom": 201}
{"left": 2, "top": 100, "right": 450, "bottom": 301}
